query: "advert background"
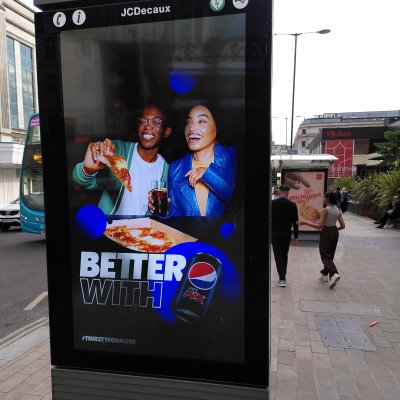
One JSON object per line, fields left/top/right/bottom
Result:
{"left": 60, "top": 14, "right": 246, "bottom": 363}
{"left": 284, "top": 169, "right": 327, "bottom": 233}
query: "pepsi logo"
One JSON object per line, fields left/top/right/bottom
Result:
{"left": 188, "top": 262, "right": 217, "bottom": 291}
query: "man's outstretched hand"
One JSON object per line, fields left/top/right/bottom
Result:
{"left": 284, "top": 172, "right": 311, "bottom": 190}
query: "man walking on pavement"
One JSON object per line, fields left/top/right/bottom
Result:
{"left": 271, "top": 184, "right": 299, "bottom": 287}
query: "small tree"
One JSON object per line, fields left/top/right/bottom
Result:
{"left": 374, "top": 130, "right": 400, "bottom": 170}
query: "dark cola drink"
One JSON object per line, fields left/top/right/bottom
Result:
{"left": 172, "top": 253, "right": 222, "bottom": 323}
{"left": 151, "top": 188, "right": 168, "bottom": 215}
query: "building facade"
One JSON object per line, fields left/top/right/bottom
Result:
{"left": 292, "top": 111, "right": 400, "bottom": 179}
{"left": 0, "top": 0, "right": 37, "bottom": 205}
{"left": 271, "top": 142, "right": 289, "bottom": 156}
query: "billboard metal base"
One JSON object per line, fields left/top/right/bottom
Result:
{"left": 52, "top": 367, "right": 269, "bottom": 400}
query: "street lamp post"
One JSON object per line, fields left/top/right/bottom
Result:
{"left": 273, "top": 115, "right": 302, "bottom": 148}
{"left": 272, "top": 116, "right": 288, "bottom": 146}
{"left": 275, "top": 29, "right": 330, "bottom": 149}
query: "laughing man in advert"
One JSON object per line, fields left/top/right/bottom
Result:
{"left": 72, "top": 105, "right": 171, "bottom": 216}
{"left": 149, "top": 104, "right": 236, "bottom": 217}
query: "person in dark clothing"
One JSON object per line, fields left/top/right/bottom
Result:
{"left": 271, "top": 184, "right": 299, "bottom": 287}
{"left": 375, "top": 195, "right": 400, "bottom": 228}
{"left": 334, "top": 187, "right": 342, "bottom": 210}
{"left": 340, "top": 187, "right": 350, "bottom": 213}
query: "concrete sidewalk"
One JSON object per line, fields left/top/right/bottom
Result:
{"left": 0, "top": 212, "right": 399, "bottom": 399}
{"left": 0, "top": 329, "right": 51, "bottom": 399}
{"left": 271, "top": 212, "right": 400, "bottom": 399}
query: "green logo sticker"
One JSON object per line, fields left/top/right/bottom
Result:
{"left": 210, "top": 0, "right": 225, "bottom": 12}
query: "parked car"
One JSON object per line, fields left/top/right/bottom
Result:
{"left": 0, "top": 198, "right": 21, "bottom": 231}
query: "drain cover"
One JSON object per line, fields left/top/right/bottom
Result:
{"left": 314, "top": 316, "right": 376, "bottom": 351}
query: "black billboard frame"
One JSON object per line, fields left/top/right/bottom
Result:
{"left": 35, "top": 0, "right": 272, "bottom": 390}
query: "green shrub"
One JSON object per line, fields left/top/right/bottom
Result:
{"left": 350, "top": 170, "right": 400, "bottom": 210}
{"left": 372, "top": 170, "right": 400, "bottom": 209}
{"left": 351, "top": 175, "right": 379, "bottom": 206}
{"left": 330, "top": 176, "right": 357, "bottom": 193}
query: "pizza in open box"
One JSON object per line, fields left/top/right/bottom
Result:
{"left": 105, "top": 225, "right": 176, "bottom": 253}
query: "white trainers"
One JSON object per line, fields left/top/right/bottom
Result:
{"left": 276, "top": 280, "right": 286, "bottom": 287}
{"left": 319, "top": 274, "right": 329, "bottom": 282}
{"left": 329, "top": 273, "right": 340, "bottom": 289}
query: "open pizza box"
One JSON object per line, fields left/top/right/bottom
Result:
{"left": 105, "top": 217, "right": 197, "bottom": 251}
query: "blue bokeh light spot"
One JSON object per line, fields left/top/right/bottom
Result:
{"left": 75, "top": 205, "right": 107, "bottom": 239}
{"left": 169, "top": 72, "right": 196, "bottom": 94}
{"left": 220, "top": 222, "right": 235, "bottom": 239}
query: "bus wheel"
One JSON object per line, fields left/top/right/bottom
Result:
{"left": 0, "top": 225, "right": 10, "bottom": 231}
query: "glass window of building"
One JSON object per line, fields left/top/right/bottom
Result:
{"left": 7, "top": 37, "right": 18, "bottom": 129}
{"left": 20, "top": 43, "right": 36, "bottom": 129}
{"left": 301, "top": 140, "right": 306, "bottom": 148}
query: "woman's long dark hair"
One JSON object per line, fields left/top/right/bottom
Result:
{"left": 324, "top": 191, "right": 337, "bottom": 205}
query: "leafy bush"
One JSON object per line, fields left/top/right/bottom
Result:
{"left": 330, "top": 176, "right": 357, "bottom": 193}
{"left": 351, "top": 175, "right": 379, "bottom": 206}
{"left": 350, "top": 170, "right": 400, "bottom": 210}
{"left": 372, "top": 170, "right": 400, "bottom": 209}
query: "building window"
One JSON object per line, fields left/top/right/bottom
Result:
{"left": 301, "top": 141, "right": 306, "bottom": 148}
{"left": 20, "top": 43, "right": 36, "bottom": 129}
{"left": 7, "top": 37, "right": 18, "bottom": 129}
{"left": 302, "top": 128, "right": 306, "bottom": 135}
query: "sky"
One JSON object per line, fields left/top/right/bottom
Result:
{"left": 272, "top": 0, "right": 400, "bottom": 145}
{"left": 21, "top": 0, "right": 400, "bottom": 145}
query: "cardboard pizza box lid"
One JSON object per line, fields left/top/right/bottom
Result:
{"left": 106, "top": 217, "right": 198, "bottom": 245}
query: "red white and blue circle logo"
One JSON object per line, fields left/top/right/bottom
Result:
{"left": 188, "top": 262, "right": 217, "bottom": 291}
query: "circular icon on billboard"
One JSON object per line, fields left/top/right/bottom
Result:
{"left": 210, "top": 0, "right": 225, "bottom": 12}
{"left": 72, "top": 10, "right": 86, "bottom": 26}
{"left": 233, "top": 0, "right": 249, "bottom": 9}
{"left": 53, "top": 12, "right": 66, "bottom": 28}
{"left": 188, "top": 262, "right": 218, "bottom": 291}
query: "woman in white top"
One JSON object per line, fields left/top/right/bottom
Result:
{"left": 298, "top": 191, "right": 345, "bottom": 289}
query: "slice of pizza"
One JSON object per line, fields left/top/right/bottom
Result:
{"left": 98, "top": 153, "right": 132, "bottom": 192}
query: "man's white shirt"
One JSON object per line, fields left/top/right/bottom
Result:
{"left": 116, "top": 145, "right": 165, "bottom": 215}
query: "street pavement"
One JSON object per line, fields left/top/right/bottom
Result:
{"left": 1, "top": 211, "right": 399, "bottom": 399}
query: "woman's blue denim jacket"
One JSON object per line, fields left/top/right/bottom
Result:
{"left": 167, "top": 144, "right": 237, "bottom": 217}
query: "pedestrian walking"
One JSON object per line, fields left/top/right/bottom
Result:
{"left": 297, "top": 191, "right": 345, "bottom": 289}
{"left": 334, "top": 187, "right": 342, "bottom": 210}
{"left": 340, "top": 187, "right": 350, "bottom": 213}
{"left": 271, "top": 184, "right": 299, "bottom": 287}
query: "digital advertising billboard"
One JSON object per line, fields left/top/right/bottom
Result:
{"left": 35, "top": 0, "right": 271, "bottom": 395}
{"left": 282, "top": 169, "right": 328, "bottom": 233}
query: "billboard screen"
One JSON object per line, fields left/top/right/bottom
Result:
{"left": 62, "top": 12, "right": 245, "bottom": 364}
{"left": 282, "top": 169, "right": 327, "bottom": 232}
{"left": 35, "top": 0, "right": 271, "bottom": 388}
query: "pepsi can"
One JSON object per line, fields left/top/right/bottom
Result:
{"left": 172, "top": 252, "right": 222, "bottom": 323}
